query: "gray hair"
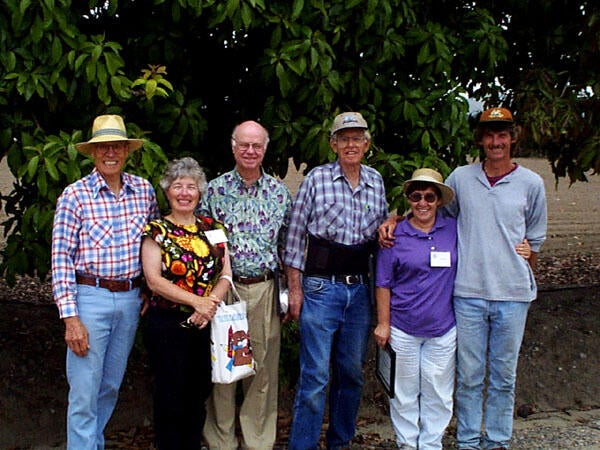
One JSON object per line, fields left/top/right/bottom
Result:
{"left": 159, "top": 157, "right": 207, "bottom": 197}
{"left": 331, "top": 129, "right": 372, "bottom": 141}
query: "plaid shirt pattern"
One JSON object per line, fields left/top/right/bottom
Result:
{"left": 51, "top": 169, "right": 159, "bottom": 318}
{"left": 283, "top": 160, "right": 388, "bottom": 271}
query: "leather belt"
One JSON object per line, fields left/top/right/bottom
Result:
{"left": 306, "top": 274, "right": 366, "bottom": 285}
{"left": 76, "top": 274, "right": 142, "bottom": 292}
{"left": 233, "top": 271, "right": 274, "bottom": 285}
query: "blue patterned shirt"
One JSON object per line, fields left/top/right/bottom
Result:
{"left": 199, "top": 169, "right": 292, "bottom": 277}
{"left": 284, "top": 160, "right": 388, "bottom": 271}
{"left": 51, "top": 169, "right": 159, "bottom": 318}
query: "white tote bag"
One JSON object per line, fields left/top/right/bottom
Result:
{"left": 210, "top": 276, "right": 256, "bottom": 384}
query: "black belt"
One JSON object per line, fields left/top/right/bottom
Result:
{"left": 306, "top": 274, "right": 366, "bottom": 285}
{"left": 76, "top": 274, "right": 142, "bottom": 292}
{"left": 233, "top": 271, "right": 274, "bottom": 285}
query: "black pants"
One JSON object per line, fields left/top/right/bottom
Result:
{"left": 144, "top": 308, "right": 213, "bottom": 450}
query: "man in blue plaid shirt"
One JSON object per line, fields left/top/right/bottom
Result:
{"left": 51, "top": 115, "right": 158, "bottom": 450}
{"left": 284, "top": 112, "right": 388, "bottom": 450}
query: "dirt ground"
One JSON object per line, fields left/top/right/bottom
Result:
{"left": 0, "top": 157, "right": 599, "bottom": 449}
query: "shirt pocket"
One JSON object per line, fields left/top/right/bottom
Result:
{"left": 321, "top": 203, "right": 346, "bottom": 238}
{"left": 88, "top": 221, "right": 112, "bottom": 248}
{"left": 361, "top": 209, "right": 381, "bottom": 240}
{"left": 127, "top": 215, "right": 147, "bottom": 243}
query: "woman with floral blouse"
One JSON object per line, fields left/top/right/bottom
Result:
{"left": 141, "top": 157, "right": 232, "bottom": 450}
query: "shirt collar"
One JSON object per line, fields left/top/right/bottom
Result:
{"left": 89, "top": 168, "right": 135, "bottom": 197}
{"left": 331, "top": 160, "right": 378, "bottom": 188}
{"left": 477, "top": 162, "right": 519, "bottom": 186}
{"left": 232, "top": 167, "right": 265, "bottom": 188}
{"left": 399, "top": 211, "right": 449, "bottom": 236}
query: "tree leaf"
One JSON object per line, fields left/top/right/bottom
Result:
{"left": 27, "top": 155, "right": 40, "bottom": 180}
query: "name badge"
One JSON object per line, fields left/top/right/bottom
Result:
{"left": 204, "top": 229, "right": 228, "bottom": 245}
{"left": 430, "top": 251, "right": 451, "bottom": 267}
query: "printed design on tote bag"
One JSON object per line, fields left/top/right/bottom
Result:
{"left": 225, "top": 326, "right": 254, "bottom": 370}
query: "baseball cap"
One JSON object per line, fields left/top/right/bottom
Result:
{"left": 330, "top": 112, "right": 368, "bottom": 135}
{"left": 479, "top": 107, "right": 514, "bottom": 125}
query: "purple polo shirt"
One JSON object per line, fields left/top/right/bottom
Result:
{"left": 376, "top": 211, "right": 457, "bottom": 338}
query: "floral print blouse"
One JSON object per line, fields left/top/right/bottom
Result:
{"left": 143, "top": 215, "right": 227, "bottom": 309}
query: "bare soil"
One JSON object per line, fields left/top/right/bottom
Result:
{"left": 0, "top": 158, "right": 599, "bottom": 449}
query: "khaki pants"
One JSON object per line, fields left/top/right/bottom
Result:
{"left": 204, "top": 279, "right": 281, "bottom": 450}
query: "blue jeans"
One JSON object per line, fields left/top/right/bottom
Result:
{"left": 288, "top": 276, "right": 371, "bottom": 450}
{"left": 66, "top": 285, "right": 141, "bottom": 450}
{"left": 453, "top": 297, "right": 530, "bottom": 450}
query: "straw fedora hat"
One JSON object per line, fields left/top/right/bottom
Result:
{"left": 75, "top": 115, "right": 143, "bottom": 154}
{"left": 402, "top": 168, "right": 455, "bottom": 206}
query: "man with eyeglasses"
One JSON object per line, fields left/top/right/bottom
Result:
{"left": 51, "top": 115, "right": 159, "bottom": 450}
{"left": 379, "top": 107, "right": 547, "bottom": 450}
{"left": 283, "top": 111, "right": 388, "bottom": 449}
{"left": 201, "top": 120, "right": 292, "bottom": 450}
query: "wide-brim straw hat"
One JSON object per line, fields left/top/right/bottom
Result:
{"left": 402, "top": 168, "right": 455, "bottom": 206}
{"left": 75, "top": 115, "right": 143, "bottom": 154}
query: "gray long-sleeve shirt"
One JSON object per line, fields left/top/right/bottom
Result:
{"left": 445, "top": 162, "right": 547, "bottom": 302}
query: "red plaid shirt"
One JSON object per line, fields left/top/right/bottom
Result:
{"left": 51, "top": 169, "right": 159, "bottom": 318}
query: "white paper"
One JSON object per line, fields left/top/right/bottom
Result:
{"left": 430, "top": 251, "right": 451, "bottom": 267}
{"left": 204, "top": 229, "right": 228, "bottom": 245}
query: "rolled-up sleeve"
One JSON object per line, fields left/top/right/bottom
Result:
{"left": 283, "top": 177, "right": 314, "bottom": 272}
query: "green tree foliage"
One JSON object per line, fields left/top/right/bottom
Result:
{"left": 0, "top": 0, "right": 598, "bottom": 282}
{"left": 466, "top": 1, "right": 600, "bottom": 184}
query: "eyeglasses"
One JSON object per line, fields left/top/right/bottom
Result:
{"left": 233, "top": 138, "right": 265, "bottom": 152}
{"left": 95, "top": 142, "right": 128, "bottom": 154}
{"left": 170, "top": 183, "right": 199, "bottom": 193}
{"left": 335, "top": 136, "right": 367, "bottom": 147}
{"left": 407, "top": 192, "right": 438, "bottom": 203}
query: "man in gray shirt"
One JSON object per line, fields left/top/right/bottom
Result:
{"left": 445, "top": 107, "right": 546, "bottom": 450}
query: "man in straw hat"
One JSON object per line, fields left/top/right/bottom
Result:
{"left": 284, "top": 111, "right": 388, "bottom": 449}
{"left": 379, "top": 107, "right": 546, "bottom": 450}
{"left": 51, "top": 114, "right": 159, "bottom": 449}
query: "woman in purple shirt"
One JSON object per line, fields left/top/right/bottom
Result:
{"left": 374, "top": 168, "right": 457, "bottom": 450}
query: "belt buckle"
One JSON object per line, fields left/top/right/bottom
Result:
{"left": 104, "top": 280, "right": 119, "bottom": 292}
{"left": 105, "top": 279, "right": 130, "bottom": 292}
{"left": 344, "top": 275, "right": 360, "bottom": 284}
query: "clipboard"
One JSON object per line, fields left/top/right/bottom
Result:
{"left": 375, "top": 343, "right": 396, "bottom": 398}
